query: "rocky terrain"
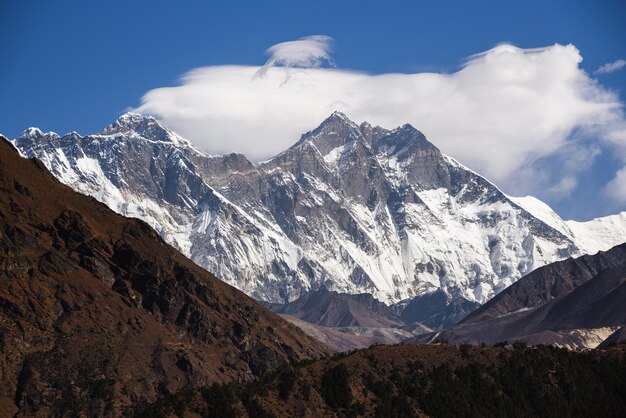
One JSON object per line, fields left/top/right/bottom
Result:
{"left": 0, "top": 137, "right": 328, "bottom": 417}
{"left": 409, "top": 243, "right": 626, "bottom": 348}
{"left": 275, "top": 315, "right": 419, "bottom": 352}
{"left": 13, "top": 112, "right": 626, "bottom": 311}
{"left": 4, "top": 112, "right": 626, "bottom": 415}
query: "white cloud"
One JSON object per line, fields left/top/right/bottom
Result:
{"left": 255, "top": 35, "right": 334, "bottom": 79}
{"left": 606, "top": 167, "right": 626, "bottom": 203}
{"left": 595, "top": 59, "right": 626, "bottom": 75}
{"left": 545, "top": 177, "right": 578, "bottom": 199}
{"left": 135, "top": 39, "right": 626, "bottom": 205}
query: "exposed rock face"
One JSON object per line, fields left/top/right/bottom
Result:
{"left": 462, "top": 243, "right": 626, "bottom": 324}
{"left": 408, "top": 243, "right": 626, "bottom": 348}
{"left": 13, "top": 112, "right": 626, "bottom": 307}
{"left": 276, "top": 315, "right": 419, "bottom": 353}
{"left": 0, "top": 137, "right": 328, "bottom": 417}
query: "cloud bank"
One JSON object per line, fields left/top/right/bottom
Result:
{"left": 136, "top": 39, "right": 626, "bottom": 209}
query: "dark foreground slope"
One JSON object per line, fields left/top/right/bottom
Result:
{"left": 135, "top": 343, "right": 626, "bottom": 418}
{"left": 0, "top": 137, "right": 328, "bottom": 417}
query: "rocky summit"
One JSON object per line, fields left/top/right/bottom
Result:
{"left": 13, "top": 112, "right": 626, "bottom": 309}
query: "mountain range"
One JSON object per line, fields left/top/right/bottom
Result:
{"left": 2, "top": 112, "right": 626, "bottom": 415}
{"left": 12, "top": 112, "right": 626, "bottom": 319}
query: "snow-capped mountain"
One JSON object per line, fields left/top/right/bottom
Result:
{"left": 12, "top": 112, "right": 626, "bottom": 305}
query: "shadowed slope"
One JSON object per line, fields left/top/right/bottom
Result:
{"left": 0, "top": 137, "right": 328, "bottom": 417}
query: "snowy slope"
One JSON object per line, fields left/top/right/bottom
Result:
{"left": 566, "top": 212, "right": 626, "bottom": 253}
{"left": 12, "top": 116, "right": 306, "bottom": 301}
{"left": 12, "top": 112, "right": 626, "bottom": 306}
{"left": 509, "top": 196, "right": 626, "bottom": 254}
{"left": 508, "top": 195, "right": 574, "bottom": 237}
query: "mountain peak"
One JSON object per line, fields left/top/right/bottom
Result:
{"left": 16, "top": 127, "right": 60, "bottom": 141}
{"left": 316, "top": 110, "right": 359, "bottom": 128}
{"left": 324, "top": 110, "right": 360, "bottom": 128}
{"left": 100, "top": 112, "right": 160, "bottom": 134}
{"left": 115, "top": 111, "right": 155, "bottom": 125}
{"left": 99, "top": 112, "right": 190, "bottom": 146}
{"left": 390, "top": 123, "right": 427, "bottom": 138}
{"left": 374, "top": 122, "right": 437, "bottom": 157}
{"left": 398, "top": 123, "right": 417, "bottom": 132}
{"left": 292, "top": 111, "right": 363, "bottom": 155}
{"left": 327, "top": 110, "right": 351, "bottom": 122}
{"left": 23, "top": 127, "right": 44, "bottom": 137}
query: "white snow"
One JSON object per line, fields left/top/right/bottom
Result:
{"left": 566, "top": 212, "right": 626, "bottom": 253}
{"left": 508, "top": 195, "right": 573, "bottom": 237}
{"left": 512, "top": 195, "right": 626, "bottom": 254}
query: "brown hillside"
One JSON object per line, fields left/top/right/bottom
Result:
{"left": 0, "top": 137, "right": 328, "bottom": 417}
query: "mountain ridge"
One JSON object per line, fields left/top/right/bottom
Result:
{"left": 12, "top": 112, "right": 626, "bottom": 309}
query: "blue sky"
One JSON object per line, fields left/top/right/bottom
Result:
{"left": 1, "top": 0, "right": 626, "bottom": 220}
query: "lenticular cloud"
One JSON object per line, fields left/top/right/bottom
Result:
{"left": 255, "top": 35, "right": 334, "bottom": 78}
{"left": 135, "top": 40, "right": 626, "bottom": 203}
